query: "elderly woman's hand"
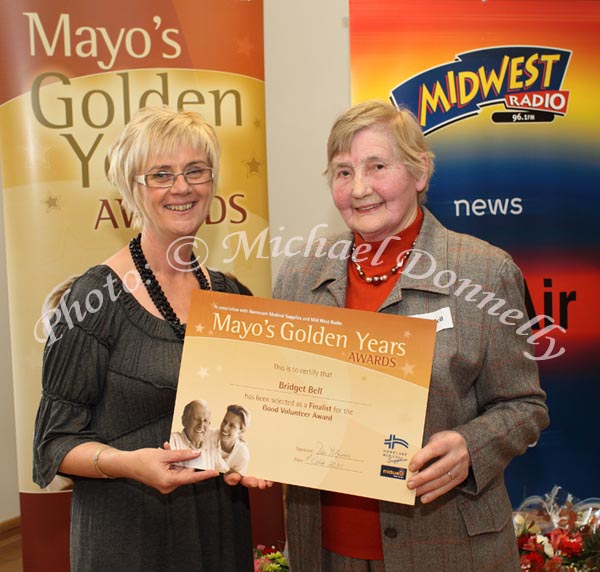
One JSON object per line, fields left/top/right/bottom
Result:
{"left": 406, "top": 430, "right": 471, "bottom": 504}
{"left": 223, "top": 472, "right": 273, "bottom": 489}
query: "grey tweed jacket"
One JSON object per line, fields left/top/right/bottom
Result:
{"left": 273, "top": 208, "right": 549, "bottom": 572}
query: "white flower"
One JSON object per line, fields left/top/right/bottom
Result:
{"left": 513, "top": 513, "right": 526, "bottom": 536}
{"left": 535, "top": 534, "right": 555, "bottom": 558}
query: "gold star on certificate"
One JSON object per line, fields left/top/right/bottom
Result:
{"left": 195, "top": 323, "right": 205, "bottom": 334}
{"left": 401, "top": 362, "right": 415, "bottom": 377}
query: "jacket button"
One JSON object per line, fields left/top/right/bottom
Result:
{"left": 384, "top": 527, "right": 398, "bottom": 539}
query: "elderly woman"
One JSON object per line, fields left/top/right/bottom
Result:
{"left": 274, "top": 100, "right": 549, "bottom": 572}
{"left": 33, "top": 107, "right": 262, "bottom": 572}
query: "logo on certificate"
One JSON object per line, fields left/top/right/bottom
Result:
{"left": 380, "top": 465, "right": 407, "bottom": 480}
{"left": 382, "top": 434, "right": 409, "bottom": 467}
{"left": 384, "top": 434, "right": 409, "bottom": 449}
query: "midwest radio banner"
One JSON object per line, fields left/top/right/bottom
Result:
{"left": 0, "top": 1, "right": 270, "bottom": 569}
{"left": 349, "top": 0, "right": 600, "bottom": 503}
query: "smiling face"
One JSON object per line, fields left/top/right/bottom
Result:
{"left": 136, "top": 146, "right": 214, "bottom": 242}
{"left": 330, "top": 125, "right": 428, "bottom": 243}
{"left": 182, "top": 401, "right": 211, "bottom": 448}
{"left": 219, "top": 411, "right": 244, "bottom": 451}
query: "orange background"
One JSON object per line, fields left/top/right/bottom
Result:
{"left": 0, "top": 0, "right": 264, "bottom": 104}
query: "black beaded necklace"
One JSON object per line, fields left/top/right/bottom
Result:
{"left": 129, "top": 233, "right": 210, "bottom": 340}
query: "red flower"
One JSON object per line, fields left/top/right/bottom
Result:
{"left": 518, "top": 533, "right": 535, "bottom": 551}
{"left": 520, "top": 552, "right": 545, "bottom": 571}
{"left": 261, "top": 546, "right": 277, "bottom": 555}
{"left": 549, "top": 528, "right": 584, "bottom": 558}
{"left": 521, "top": 535, "right": 546, "bottom": 555}
{"left": 543, "top": 556, "right": 562, "bottom": 572}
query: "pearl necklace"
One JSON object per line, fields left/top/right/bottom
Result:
{"left": 129, "top": 233, "right": 210, "bottom": 340}
{"left": 351, "top": 240, "right": 416, "bottom": 285}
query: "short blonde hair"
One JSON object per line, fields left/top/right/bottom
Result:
{"left": 107, "top": 106, "right": 220, "bottom": 228}
{"left": 325, "top": 100, "right": 435, "bottom": 201}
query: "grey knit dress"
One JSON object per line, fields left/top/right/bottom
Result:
{"left": 33, "top": 265, "right": 253, "bottom": 572}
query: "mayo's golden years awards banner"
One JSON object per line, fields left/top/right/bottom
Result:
{"left": 0, "top": 0, "right": 268, "bottom": 495}
{"left": 172, "top": 290, "right": 437, "bottom": 505}
{"left": 0, "top": 0, "right": 270, "bottom": 296}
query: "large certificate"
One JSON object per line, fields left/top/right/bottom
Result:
{"left": 170, "top": 290, "right": 436, "bottom": 505}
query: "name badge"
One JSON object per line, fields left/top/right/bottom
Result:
{"left": 410, "top": 307, "right": 453, "bottom": 332}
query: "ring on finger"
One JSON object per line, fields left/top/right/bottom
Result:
{"left": 447, "top": 471, "right": 453, "bottom": 481}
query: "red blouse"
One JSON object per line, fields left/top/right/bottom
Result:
{"left": 321, "top": 208, "right": 423, "bottom": 560}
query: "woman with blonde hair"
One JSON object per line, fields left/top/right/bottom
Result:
{"left": 216, "top": 404, "right": 251, "bottom": 474}
{"left": 33, "top": 106, "right": 265, "bottom": 572}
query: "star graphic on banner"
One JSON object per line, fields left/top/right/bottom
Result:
{"left": 195, "top": 323, "right": 205, "bottom": 334}
{"left": 44, "top": 194, "right": 60, "bottom": 211}
{"left": 197, "top": 367, "right": 209, "bottom": 379}
{"left": 236, "top": 36, "right": 254, "bottom": 57}
{"left": 245, "top": 156, "right": 261, "bottom": 176}
{"left": 403, "top": 330, "right": 412, "bottom": 338}
{"left": 401, "top": 362, "right": 415, "bottom": 377}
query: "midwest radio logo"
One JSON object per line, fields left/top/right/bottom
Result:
{"left": 390, "top": 46, "right": 572, "bottom": 134}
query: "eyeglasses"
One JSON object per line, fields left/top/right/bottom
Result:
{"left": 134, "top": 166, "right": 213, "bottom": 188}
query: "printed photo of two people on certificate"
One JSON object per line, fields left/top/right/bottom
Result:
{"left": 170, "top": 399, "right": 251, "bottom": 474}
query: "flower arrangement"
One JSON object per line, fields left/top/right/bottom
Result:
{"left": 254, "top": 544, "right": 289, "bottom": 572}
{"left": 513, "top": 486, "right": 600, "bottom": 572}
